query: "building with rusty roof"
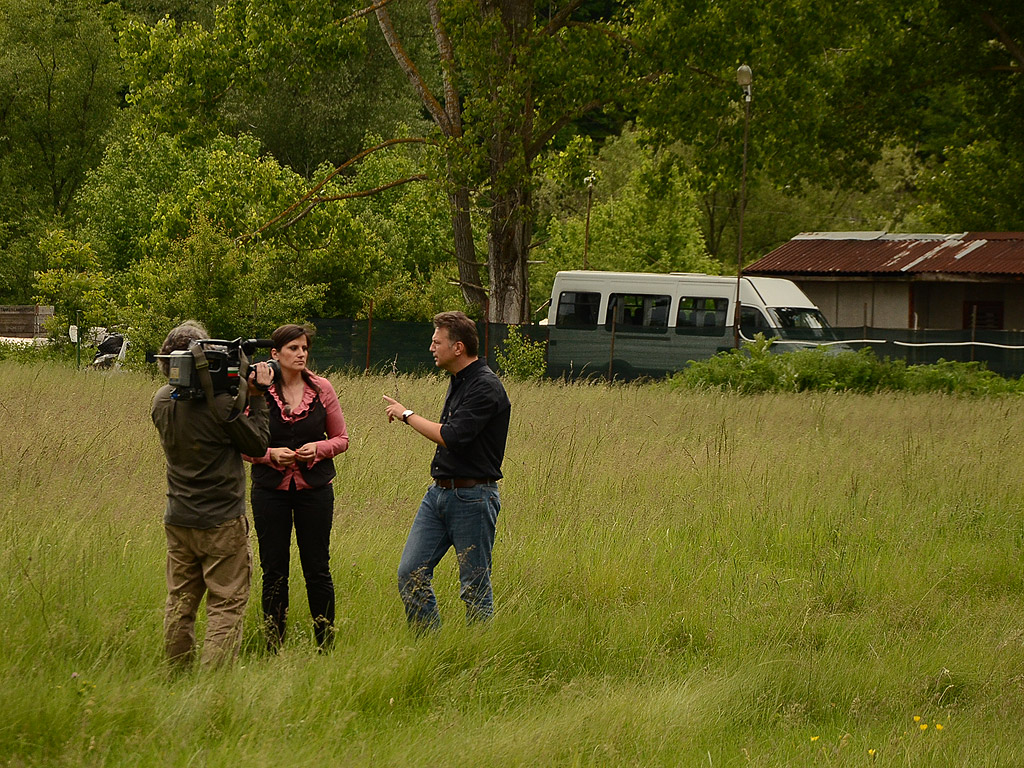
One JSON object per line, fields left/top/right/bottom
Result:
{"left": 745, "top": 232, "right": 1024, "bottom": 331}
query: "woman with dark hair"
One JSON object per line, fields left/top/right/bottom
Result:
{"left": 244, "top": 324, "right": 348, "bottom": 650}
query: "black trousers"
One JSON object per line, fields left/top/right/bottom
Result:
{"left": 251, "top": 484, "right": 335, "bottom": 648}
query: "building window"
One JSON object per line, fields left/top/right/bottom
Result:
{"left": 963, "top": 301, "right": 1003, "bottom": 330}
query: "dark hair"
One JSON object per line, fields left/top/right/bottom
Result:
{"left": 271, "top": 323, "right": 315, "bottom": 351}
{"left": 270, "top": 323, "right": 320, "bottom": 395}
{"left": 433, "top": 311, "right": 478, "bottom": 358}
{"left": 158, "top": 320, "right": 208, "bottom": 376}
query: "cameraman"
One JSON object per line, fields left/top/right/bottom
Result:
{"left": 151, "top": 320, "right": 273, "bottom": 668}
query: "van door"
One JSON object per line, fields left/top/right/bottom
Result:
{"left": 547, "top": 288, "right": 608, "bottom": 378}
{"left": 676, "top": 296, "right": 733, "bottom": 361}
{"left": 603, "top": 292, "right": 672, "bottom": 377}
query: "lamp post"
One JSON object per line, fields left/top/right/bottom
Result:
{"left": 583, "top": 171, "right": 596, "bottom": 270}
{"left": 733, "top": 64, "right": 752, "bottom": 349}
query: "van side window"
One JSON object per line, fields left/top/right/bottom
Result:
{"left": 677, "top": 297, "right": 729, "bottom": 336}
{"left": 556, "top": 291, "right": 601, "bottom": 328}
{"left": 606, "top": 293, "right": 670, "bottom": 332}
{"left": 740, "top": 306, "right": 776, "bottom": 339}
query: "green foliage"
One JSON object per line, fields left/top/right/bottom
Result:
{"left": 118, "top": 217, "right": 327, "bottom": 354}
{"left": 0, "top": 214, "right": 50, "bottom": 303}
{"left": 903, "top": 358, "right": 1021, "bottom": 396}
{"left": 532, "top": 128, "right": 716, "bottom": 310}
{"left": 0, "top": 338, "right": 72, "bottom": 362}
{"left": 31, "top": 230, "right": 110, "bottom": 333}
{"left": 535, "top": 135, "right": 596, "bottom": 194}
{"left": 71, "top": 130, "right": 379, "bottom": 347}
{"left": 340, "top": 131, "right": 469, "bottom": 320}
{"left": 0, "top": 0, "right": 123, "bottom": 303}
{"left": 635, "top": 0, "right": 1024, "bottom": 249}
{"left": 919, "top": 140, "right": 1024, "bottom": 231}
{"left": 495, "top": 325, "right": 546, "bottom": 381}
{"left": 672, "top": 337, "right": 1023, "bottom": 396}
{"left": 119, "top": 0, "right": 422, "bottom": 173}
{"left": 0, "top": 0, "right": 122, "bottom": 217}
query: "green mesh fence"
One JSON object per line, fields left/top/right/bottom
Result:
{"left": 303, "top": 319, "right": 550, "bottom": 376}
{"left": 297, "top": 320, "right": 1024, "bottom": 380}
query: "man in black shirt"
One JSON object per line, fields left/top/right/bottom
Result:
{"left": 384, "top": 311, "right": 511, "bottom": 629}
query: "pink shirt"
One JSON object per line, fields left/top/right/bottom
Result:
{"left": 243, "top": 373, "right": 348, "bottom": 490}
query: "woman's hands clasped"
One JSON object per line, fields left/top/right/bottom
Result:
{"left": 270, "top": 442, "right": 318, "bottom": 466}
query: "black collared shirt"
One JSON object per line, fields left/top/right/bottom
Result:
{"left": 431, "top": 358, "right": 511, "bottom": 480}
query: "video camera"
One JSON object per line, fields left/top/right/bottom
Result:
{"left": 159, "top": 338, "right": 277, "bottom": 400}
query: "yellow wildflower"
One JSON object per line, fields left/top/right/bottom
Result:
{"left": 913, "top": 715, "right": 921, "bottom": 722}
{"left": 920, "top": 723, "right": 928, "bottom": 731}
{"left": 810, "top": 736, "right": 819, "bottom": 742}
{"left": 935, "top": 723, "right": 943, "bottom": 731}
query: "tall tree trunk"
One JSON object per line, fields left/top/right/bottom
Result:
{"left": 483, "top": 0, "right": 534, "bottom": 323}
{"left": 376, "top": 2, "right": 486, "bottom": 311}
{"left": 487, "top": 182, "right": 532, "bottom": 322}
{"left": 451, "top": 184, "right": 487, "bottom": 307}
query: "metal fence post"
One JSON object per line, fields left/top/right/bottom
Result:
{"left": 365, "top": 299, "right": 373, "bottom": 373}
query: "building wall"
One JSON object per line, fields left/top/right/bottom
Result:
{"left": 1005, "top": 285, "right": 1024, "bottom": 330}
{"left": 795, "top": 278, "right": 1024, "bottom": 331}
{"left": 916, "top": 281, "right": 1024, "bottom": 330}
{"left": 0, "top": 305, "right": 54, "bottom": 337}
{"left": 797, "top": 280, "right": 909, "bottom": 328}
{"left": 915, "top": 283, "right": 963, "bottom": 329}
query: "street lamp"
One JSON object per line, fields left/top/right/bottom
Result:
{"left": 583, "top": 171, "right": 596, "bottom": 270}
{"left": 733, "top": 64, "right": 752, "bottom": 349}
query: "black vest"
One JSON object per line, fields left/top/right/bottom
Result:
{"left": 251, "top": 388, "right": 336, "bottom": 490}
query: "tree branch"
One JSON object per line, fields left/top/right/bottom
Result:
{"left": 376, "top": 5, "right": 453, "bottom": 133}
{"left": 529, "top": 98, "right": 603, "bottom": 158}
{"left": 337, "top": 0, "right": 403, "bottom": 26}
{"left": 239, "top": 137, "right": 427, "bottom": 241}
{"left": 281, "top": 174, "right": 429, "bottom": 229}
{"left": 564, "top": 20, "right": 640, "bottom": 50}
{"left": 980, "top": 11, "right": 1024, "bottom": 70}
{"left": 427, "top": 0, "right": 462, "bottom": 135}
{"left": 540, "top": 0, "right": 585, "bottom": 37}
{"left": 308, "top": 174, "right": 429, "bottom": 204}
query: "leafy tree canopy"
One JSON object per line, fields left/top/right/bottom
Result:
{"left": 0, "top": 0, "right": 122, "bottom": 217}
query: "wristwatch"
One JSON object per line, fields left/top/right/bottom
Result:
{"left": 401, "top": 409, "right": 414, "bottom": 423}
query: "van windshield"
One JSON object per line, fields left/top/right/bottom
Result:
{"left": 770, "top": 308, "right": 836, "bottom": 341}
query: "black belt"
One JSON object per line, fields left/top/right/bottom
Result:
{"left": 434, "top": 477, "right": 493, "bottom": 489}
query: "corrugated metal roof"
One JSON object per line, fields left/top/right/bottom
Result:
{"left": 746, "top": 232, "right": 1024, "bottom": 276}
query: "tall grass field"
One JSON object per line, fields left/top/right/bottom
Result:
{"left": 3, "top": 360, "right": 1024, "bottom": 766}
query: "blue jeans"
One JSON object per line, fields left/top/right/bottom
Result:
{"left": 397, "top": 482, "right": 500, "bottom": 629}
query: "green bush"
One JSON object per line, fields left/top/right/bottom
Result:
{"left": 495, "top": 326, "right": 546, "bottom": 381}
{"left": 904, "top": 358, "right": 1021, "bottom": 395}
{"left": 670, "top": 337, "right": 1023, "bottom": 395}
{"left": 0, "top": 339, "right": 73, "bottom": 364}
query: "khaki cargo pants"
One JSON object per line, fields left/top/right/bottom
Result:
{"left": 164, "top": 515, "right": 252, "bottom": 667}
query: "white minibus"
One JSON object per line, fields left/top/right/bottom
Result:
{"left": 546, "top": 270, "right": 835, "bottom": 378}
